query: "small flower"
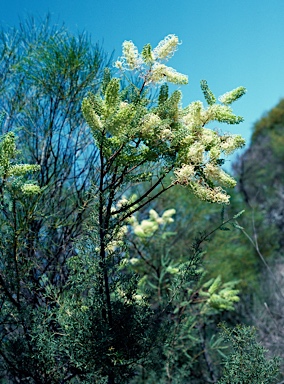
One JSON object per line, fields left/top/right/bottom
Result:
{"left": 207, "top": 104, "right": 244, "bottom": 125}
{"left": 174, "top": 164, "right": 195, "bottom": 185}
{"left": 129, "top": 258, "right": 140, "bottom": 265}
{"left": 116, "top": 196, "right": 129, "bottom": 209}
{"left": 159, "top": 127, "right": 172, "bottom": 140}
{"left": 114, "top": 60, "right": 123, "bottom": 69}
{"left": 204, "top": 163, "right": 221, "bottom": 179}
{"left": 142, "top": 113, "right": 161, "bottom": 128}
{"left": 218, "top": 169, "right": 236, "bottom": 188}
{"left": 134, "top": 219, "right": 159, "bottom": 237}
{"left": 140, "top": 113, "right": 161, "bottom": 136}
{"left": 183, "top": 101, "right": 203, "bottom": 129}
{"left": 149, "top": 209, "right": 159, "bottom": 221}
{"left": 209, "top": 146, "right": 221, "bottom": 161}
{"left": 186, "top": 142, "right": 205, "bottom": 164}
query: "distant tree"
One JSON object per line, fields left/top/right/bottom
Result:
{"left": 0, "top": 15, "right": 109, "bottom": 282}
{"left": 0, "top": 15, "right": 110, "bottom": 381}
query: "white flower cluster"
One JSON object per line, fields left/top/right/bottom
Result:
{"left": 159, "top": 127, "right": 173, "bottom": 140}
{"left": 200, "top": 128, "right": 219, "bottom": 147}
{"left": 131, "top": 208, "right": 176, "bottom": 238}
{"left": 121, "top": 40, "right": 141, "bottom": 70}
{"left": 169, "top": 80, "right": 246, "bottom": 204}
{"left": 140, "top": 113, "right": 161, "bottom": 135}
{"left": 133, "top": 218, "right": 158, "bottom": 238}
{"left": 191, "top": 184, "right": 230, "bottom": 205}
{"left": 105, "top": 225, "right": 128, "bottom": 253}
{"left": 173, "top": 100, "right": 245, "bottom": 203}
{"left": 182, "top": 101, "right": 203, "bottom": 129}
{"left": 8, "top": 164, "right": 40, "bottom": 177}
{"left": 0, "top": 132, "right": 41, "bottom": 195}
{"left": 114, "top": 34, "right": 188, "bottom": 86}
{"left": 148, "top": 63, "right": 188, "bottom": 85}
{"left": 152, "top": 34, "right": 180, "bottom": 61}
{"left": 186, "top": 143, "right": 205, "bottom": 164}
{"left": 204, "top": 163, "right": 236, "bottom": 188}
{"left": 21, "top": 183, "right": 41, "bottom": 195}
{"left": 174, "top": 164, "right": 195, "bottom": 185}
{"left": 174, "top": 163, "right": 234, "bottom": 203}
{"left": 140, "top": 113, "right": 174, "bottom": 140}
{"left": 220, "top": 134, "right": 245, "bottom": 155}
{"left": 83, "top": 35, "right": 247, "bottom": 206}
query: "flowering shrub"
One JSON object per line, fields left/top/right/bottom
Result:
{"left": 83, "top": 34, "right": 246, "bottom": 205}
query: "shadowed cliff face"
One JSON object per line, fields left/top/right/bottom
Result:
{"left": 233, "top": 98, "right": 284, "bottom": 247}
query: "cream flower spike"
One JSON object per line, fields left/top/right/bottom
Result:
{"left": 153, "top": 34, "right": 180, "bottom": 61}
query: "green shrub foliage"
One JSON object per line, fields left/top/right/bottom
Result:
{"left": 218, "top": 324, "right": 280, "bottom": 384}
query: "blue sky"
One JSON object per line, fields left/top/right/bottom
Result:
{"left": 2, "top": 0, "right": 284, "bottom": 163}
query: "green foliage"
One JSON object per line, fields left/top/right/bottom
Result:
{"left": 124, "top": 208, "right": 242, "bottom": 382}
{"left": 141, "top": 43, "right": 154, "bottom": 65}
{"left": 33, "top": 253, "right": 158, "bottom": 383}
{"left": 0, "top": 126, "right": 42, "bottom": 382}
{"left": 200, "top": 80, "right": 216, "bottom": 105}
{"left": 128, "top": 207, "right": 240, "bottom": 311}
{"left": 102, "top": 67, "right": 112, "bottom": 95}
{"left": 105, "top": 78, "right": 121, "bottom": 112}
{"left": 251, "top": 98, "right": 284, "bottom": 142}
{"left": 158, "top": 83, "right": 169, "bottom": 106}
{"left": 218, "top": 324, "right": 280, "bottom": 383}
{"left": 150, "top": 184, "right": 263, "bottom": 293}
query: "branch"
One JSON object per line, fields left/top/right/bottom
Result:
{"left": 0, "top": 273, "right": 20, "bottom": 309}
{"left": 113, "top": 167, "right": 174, "bottom": 218}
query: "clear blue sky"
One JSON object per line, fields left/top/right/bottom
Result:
{"left": 2, "top": 0, "right": 284, "bottom": 161}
